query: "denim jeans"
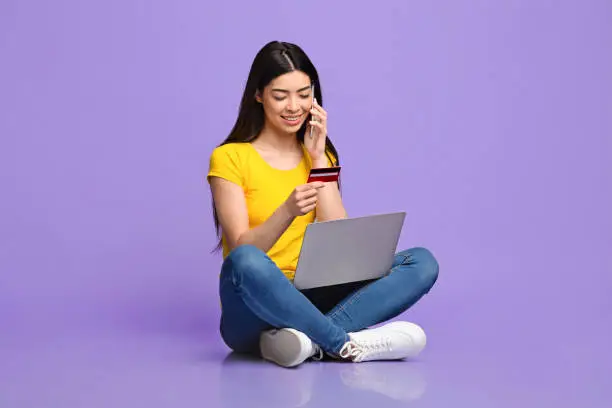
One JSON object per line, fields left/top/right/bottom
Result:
{"left": 219, "top": 244, "right": 439, "bottom": 355}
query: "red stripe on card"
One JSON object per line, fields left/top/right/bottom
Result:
{"left": 308, "top": 174, "right": 339, "bottom": 182}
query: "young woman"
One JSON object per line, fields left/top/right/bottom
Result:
{"left": 207, "top": 41, "right": 439, "bottom": 368}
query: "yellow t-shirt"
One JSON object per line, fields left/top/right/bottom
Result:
{"left": 207, "top": 142, "right": 335, "bottom": 280}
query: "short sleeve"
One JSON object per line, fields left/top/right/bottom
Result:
{"left": 207, "top": 145, "right": 244, "bottom": 188}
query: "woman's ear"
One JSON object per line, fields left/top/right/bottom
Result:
{"left": 255, "top": 90, "right": 263, "bottom": 103}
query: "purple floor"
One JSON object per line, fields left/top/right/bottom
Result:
{"left": 1, "top": 320, "right": 609, "bottom": 407}
{"left": 2, "top": 251, "right": 610, "bottom": 408}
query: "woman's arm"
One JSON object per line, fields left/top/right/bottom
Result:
{"left": 311, "top": 158, "right": 347, "bottom": 222}
{"left": 305, "top": 99, "right": 347, "bottom": 222}
{"left": 210, "top": 177, "right": 295, "bottom": 253}
{"left": 210, "top": 177, "right": 324, "bottom": 252}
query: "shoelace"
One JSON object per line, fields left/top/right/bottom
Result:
{"left": 311, "top": 345, "right": 324, "bottom": 361}
{"left": 338, "top": 336, "right": 393, "bottom": 362}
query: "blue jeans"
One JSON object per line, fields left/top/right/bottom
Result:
{"left": 219, "top": 244, "right": 439, "bottom": 355}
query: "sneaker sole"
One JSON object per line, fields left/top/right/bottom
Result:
{"left": 260, "top": 329, "right": 305, "bottom": 368}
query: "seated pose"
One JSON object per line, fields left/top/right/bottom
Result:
{"left": 207, "top": 41, "right": 439, "bottom": 368}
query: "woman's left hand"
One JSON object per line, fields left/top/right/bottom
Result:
{"left": 304, "top": 98, "right": 328, "bottom": 168}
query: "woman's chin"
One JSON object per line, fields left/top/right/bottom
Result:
{"left": 279, "top": 122, "right": 304, "bottom": 134}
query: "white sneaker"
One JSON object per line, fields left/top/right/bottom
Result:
{"left": 338, "top": 321, "right": 427, "bottom": 362}
{"left": 260, "top": 328, "right": 323, "bottom": 368}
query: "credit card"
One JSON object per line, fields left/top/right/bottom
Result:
{"left": 307, "top": 166, "right": 341, "bottom": 183}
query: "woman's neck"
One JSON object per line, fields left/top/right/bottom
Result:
{"left": 254, "top": 124, "right": 301, "bottom": 153}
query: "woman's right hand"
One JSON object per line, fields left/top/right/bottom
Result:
{"left": 283, "top": 182, "right": 325, "bottom": 217}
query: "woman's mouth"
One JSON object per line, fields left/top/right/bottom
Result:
{"left": 281, "top": 114, "right": 303, "bottom": 126}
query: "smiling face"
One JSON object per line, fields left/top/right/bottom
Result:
{"left": 257, "top": 70, "right": 314, "bottom": 135}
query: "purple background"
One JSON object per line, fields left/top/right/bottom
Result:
{"left": 1, "top": 1, "right": 611, "bottom": 407}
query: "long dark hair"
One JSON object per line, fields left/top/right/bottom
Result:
{"left": 211, "top": 41, "right": 341, "bottom": 252}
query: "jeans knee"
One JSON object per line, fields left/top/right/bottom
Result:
{"left": 226, "top": 244, "right": 264, "bottom": 265}
{"left": 220, "top": 321, "right": 259, "bottom": 355}
{"left": 409, "top": 247, "right": 439, "bottom": 288}
{"left": 222, "top": 244, "right": 273, "bottom": 286}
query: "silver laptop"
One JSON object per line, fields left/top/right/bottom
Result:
{"left": 293, "top": 212, "right": 406, "bottom": 290}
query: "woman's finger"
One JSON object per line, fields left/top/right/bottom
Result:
{"left": 302, "top": 203, "right": 317, "bottom": 214}
{"left": 298, "top": 187, "right": 319, "bottom": 200}
{"left": 308, "top": 120, "right": 326, "bottom": 130}
{"left": 300, "top": 196, "right": 318, "bottom": 208}
{"left": 310, "top": 108, "right": 327, "bottom": 122}
{"left": 312, "top": 99, "right": 327, "bottom": 119}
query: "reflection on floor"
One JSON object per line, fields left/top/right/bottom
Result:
{"left": 1, "top": 323, "right": 609, "bottom": 408}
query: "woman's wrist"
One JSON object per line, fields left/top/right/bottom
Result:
{"left": 311, "top": 158, "right": 329, "bottom": 169}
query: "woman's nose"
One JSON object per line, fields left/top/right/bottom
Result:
{"left": 287, "top": 97, "right": 299, "bottom": 111}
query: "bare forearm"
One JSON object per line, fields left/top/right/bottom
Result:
{"left": 236, "top": 203, "right": 295, "bottom": 252}
{"left": 311, "top": 158, "right": 347, "bottom": 221}
{"left": 315, "top": 182, "right": 347, "bottom": 221}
